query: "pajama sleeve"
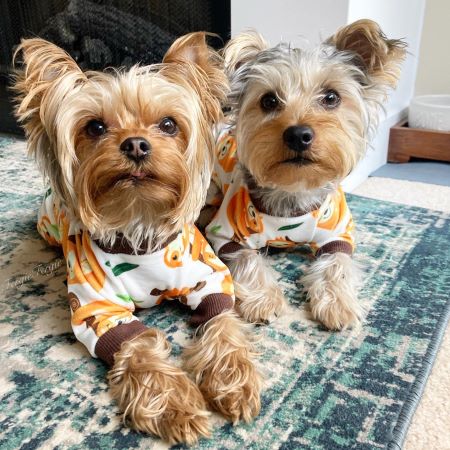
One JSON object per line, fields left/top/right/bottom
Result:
{"left": 38, "top": 190, "right": 147, "bottom": 366}
{"left": 313, "top": 188, "right": 355, "bottom": 257}
{"left": 183, "top": 226, "right": 235, "bottom": 326}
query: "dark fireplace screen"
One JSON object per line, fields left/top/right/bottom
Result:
{"left": 0, "top": 0, "right": 230, "bottom": 134}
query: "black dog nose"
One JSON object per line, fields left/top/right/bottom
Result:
{"left": 283, "top": 125, "right": 314, "bottom": 152}
{"left": 120, "top": 137, "right": 151, "bottom": 162}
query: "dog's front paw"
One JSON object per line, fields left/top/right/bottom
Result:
{"left": 109, "top": 328, "right": 210, "bottom": 445}
{"left": 184, "top": 311, "right": 262, "bottom": 424}
{"left": 235, "top": 280, "right": 286, "bottom": 324}
{"left": 302, "top": 252, "right": 363, "bottom": 330}
{"left": 227, "top": 248, "right": 287, "bottom": 324}
{"left": 309, "top": 285, "right": 362, "bottom": 330}
{"left": 200, "top": 345, "right": 261, "bottom": 423}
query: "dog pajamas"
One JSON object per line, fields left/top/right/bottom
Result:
{"left": 38, "top": 190, "right": 234, "bottom": 365}
{"left": 206, "top": 126, "right": 355, "bottom": 258}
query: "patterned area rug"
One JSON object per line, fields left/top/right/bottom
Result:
{"left": 1, "top": 136, "right": 450, "bottom": 450}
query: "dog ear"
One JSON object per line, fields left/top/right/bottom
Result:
{"left": 13, "top": 38, "right": 86, "bottom": 127}
{"left": 163, "top": 31, "right": 212, "bottom": 68}
{"left": 163, "top": 32, "right": 228, "bottom": 124}
{"left": 327, "top": 19, "right": 406, "bottom": 88}
{"left": 223, "top": 30, "right": 268, "bottom": 75}
{"left": 13, "top": 39, "right": 86, "bottom": 207}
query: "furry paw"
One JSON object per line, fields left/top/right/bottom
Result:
{"left": 201, "top": 355, "right": 261, "bottom": 424}
{"left": 227, "top": 249, "right": 287, "bottom": 324}
{"left": 184, "top": 310, "right": 262, "bottom": 423}
{"left": 302, "top": 252, "right": 364, "bottom": 330}
{"left": 236, "top": 280, "right": 286, "bottom": 324}
{"left": 309, "top": 284, "right": 362, "bottom": 330}
{"left": 109, "top": 328, "right": 210, "bottom": 445}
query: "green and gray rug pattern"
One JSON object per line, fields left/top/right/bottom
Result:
{"left": 1, "top": 136, "right": 449, "bottom": 449}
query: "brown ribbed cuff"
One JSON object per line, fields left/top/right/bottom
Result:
{"left": 95, "top": 321, "right": 148, "bottom": 366}
{"left": 316, "top": 241, "right": 353, "bottom": 257}
{"left": 219, "top": 242, "right": 244, "bottom": 258}
{"left": 190, "top": 294, "right": 234, "bottom": 327}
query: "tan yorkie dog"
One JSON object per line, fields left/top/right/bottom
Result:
{"left": 204, "top": 20, "right": 406, "bottom": 331}
{"left": 13, "top": 33, "right": 261, "bottom": 444}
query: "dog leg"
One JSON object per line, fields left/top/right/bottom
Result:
{"left": 109, "top": 328, "right": 210, "bottom": 445}
{"left": 225, "top": 249, "right": 286, "bottom": 323}
{"left": 184, "top": 310, "right": 262, "bottom": 424}
{"left": 302, "top": 252, "right": 363, "bottom": 330}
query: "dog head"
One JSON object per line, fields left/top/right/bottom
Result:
{"left": 14, "top": 33, "right": 228, "bottom": 250}
{"left": 224, "top": 20, "right": 406, "bottom": 193}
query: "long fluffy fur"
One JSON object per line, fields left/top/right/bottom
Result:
{"left": 109, "top": 329, "right": 210, "bottom": 445}
{"left": 183, "top": 310, "right": 262, "bottom": 423}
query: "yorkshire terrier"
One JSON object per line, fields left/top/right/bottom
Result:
{"left": 13, "top": 33, "right": 261, "bottom": 444}
{"left": 205, "top": 20, "right": 406, "bottom": 330}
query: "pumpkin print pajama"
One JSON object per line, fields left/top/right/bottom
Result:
{"left": 38, "top": 191, "right": 234, "bottom": 366}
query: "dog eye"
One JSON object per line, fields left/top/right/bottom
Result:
{"left": 158, "top": 117, "right": 178, "bottom": 135}
{"left": 260, "top": 93, "right": 279, "bottom": 112}
{"left": 86, "top": 120, "right": 107, "bottom": 137}
{"left": 321, "top": 90, "right": 341, "bottom": 109}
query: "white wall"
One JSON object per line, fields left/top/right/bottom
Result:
{"left": 415, "top": 0, "right": 450, "bottom": 95}
{"left": 343, "top": 0, "right": 426, "bottom": 190}
{"left": 231, "top": 0, "right": 349, "bottom": 46}
{"left": 231, "top": 0, "right": 426, "bottom": 191}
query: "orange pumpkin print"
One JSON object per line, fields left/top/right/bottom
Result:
{"left": 71, "top": 299, "right": 133, "bottom": 337}
{"left": 37, "top": 215, "right": 60, "bottom": 247}
{"left": 227, "top": 187, "right": 264, "bottom": 243}
{"left": 80, "top": 231, "right": 106, "bottom": 291}
{"left": 64, "top": 231, "right": 105, "bottom": 292}
{"left": 190, "top": 226, "right": 227, "bottom": 272}
{"left": 217, "top": 134, "right": 237, "bottom": 173}
{"left": 164, "top": 225, "right": 190, "bottom": 268}
{"left": 316, "top": 188, "right": 346, "bottom": 231}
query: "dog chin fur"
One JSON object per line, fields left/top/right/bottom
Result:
{"left": 220, "top": 20, "right": 406, "bottom": 330}
{"left": 14, "top": 33, "right": 261, "bottom": 444}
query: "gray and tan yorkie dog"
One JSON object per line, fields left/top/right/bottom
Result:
{"left": 204, "top": 20, "right": 406, "bottom": 331}
{"left": 13, "top": 33, "right": 261, "bottom": 444}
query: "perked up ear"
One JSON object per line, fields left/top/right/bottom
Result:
{"left": 327, "top": 19, "right": 406, "bottom": 88}
{"left": 222, "top": 30, "right": 268, "bottom": 76}
{"left": 12, "top": 39, "right": 86, "bottom": 208}
{"left": 13, "top": 38, "right": 86, "bottom": 129}
{"left": 163, "top": 31, "right": 212, "bottom": 68}
{"left": 163, "top": 32, "right": 228, "bottom": 124}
